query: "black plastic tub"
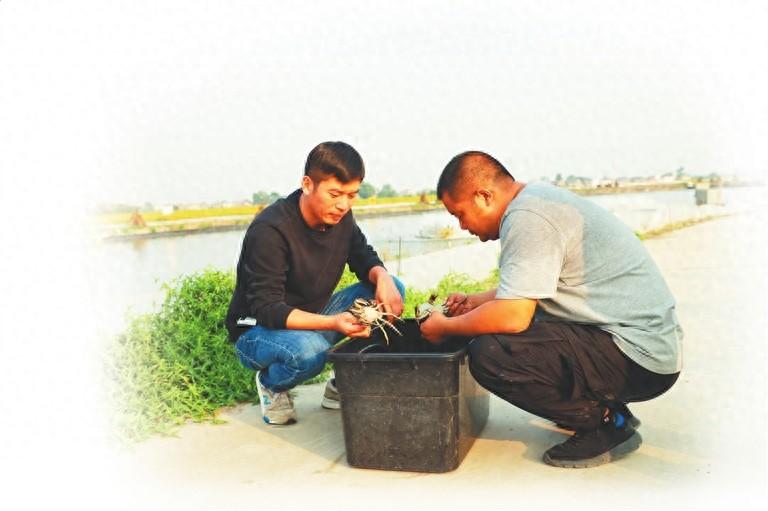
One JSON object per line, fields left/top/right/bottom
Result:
{"left": 327, "top": 319, "right": 489, "bottom": 473}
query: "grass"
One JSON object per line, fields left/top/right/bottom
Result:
{"left": 100, "top": 206, "right": 265, "bottom": 225}
{"left": 107, "top": 266, "right": 498, "bottom": 442}
{"left": 106, "top": 270, "right": 253, "bottom": 441}
{"left": 356, "top": 194, "right": 436, "bottom": 206}
{"left": 98, "top": 195, "right": 437, "bottom": 225}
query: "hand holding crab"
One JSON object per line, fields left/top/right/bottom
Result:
{"left": 443, "top": 292, "right": 474, "bottom": 316}
{"left": 413, "top": 294, "right": 450, "bottom": 344}
{"left": 332, "top": 311, "right": 371, "bottom": 338}
{"left": 346, "top": 298, "right": 403, "bottom": 344}
{"left": 418, "top": 308, "right": 450, "bottom": 344}
{"left": 414, "top": 294, "right": 448, "bottom": 323}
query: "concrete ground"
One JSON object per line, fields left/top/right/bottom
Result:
{"left": 112, "top": 209, "right": 767, "bottom": 510}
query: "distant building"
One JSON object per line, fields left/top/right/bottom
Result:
{"left": 655, "top": 172, "right": 676, "bottom": 183}
{"left": 157, "top": 204, "right": 178, "bottom": 215}
{"left": 222, "top": 200, "right": 253, "bottom": 208}
{"left": 182, "top": 203, "right": 208, "bottom": 210}
{"left": 596, "top": 178, "right": 616, "bottom": 187}
{"left": 564, "top": 175, "right": 593, "bottom": 188}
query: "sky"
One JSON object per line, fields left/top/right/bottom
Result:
{"left": 1, "top": 1, "right": 766, "bottom": 207}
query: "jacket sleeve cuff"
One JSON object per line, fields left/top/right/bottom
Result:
{"left": 356, "top": 257, "right": 385, "bottom": 283}
{"left": 257, "top": 303, "right": 295, "bottom": 330}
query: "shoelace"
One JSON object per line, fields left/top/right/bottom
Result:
{"left": 563, "top": 430, "right": 597, "bottom": 447}
{"left": 565, "top": 414, "right": 618, "bottom": 447}
{"left": 272, "top": 391, "right": 293, "bottom": 408}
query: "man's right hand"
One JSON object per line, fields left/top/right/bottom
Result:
{"left": 444, "top": 293, "right": 476, "bottom": 316}
{"left": 333, "top": 312, "right": 371, "bottom": 338}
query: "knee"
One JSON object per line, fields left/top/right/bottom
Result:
{"left": 234, "top": 331, "right": 261, "bottom": 370}
{"left": 295, "top": 352, "right": 326, "bottom": 377}
{"left": 468, "top": 334, "right": 498, "bottom": 359}
{"left": 467, "top": 335, "right": 502, "bottom": 380}
{"left": 291, "top": 336, "right": 328, "bottom": 374}
{"left": 467, "top": 334, "right": 531, "bottom": 379}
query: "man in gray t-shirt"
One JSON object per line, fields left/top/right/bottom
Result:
{"left": 420, "top": 151, "right": 681, "bottom": 469}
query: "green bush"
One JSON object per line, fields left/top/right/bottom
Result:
{"left": 108, "top": 266, "right": 498, "bottom": 441}
{"left": 107, "top": 269, "right": 252, "bottom": 441}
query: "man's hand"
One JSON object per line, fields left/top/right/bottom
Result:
{"left": 419, "top": 310, "right": 450, "bottom": 344}
{"left": 370, "top": 268, "right": 404, "bottom": 317}
{"left": 333, "top": 312, "right": 371, "bottom": 338}
{"left": 444, "top": 292, "right": 475, "bottom": 316}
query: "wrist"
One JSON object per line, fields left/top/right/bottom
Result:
{"left": 315, "top": 313, "right": 335, "bottom": 331}
{"left": 441, "top": 315, "right": 456, "bottom": 336}
{"left": 286, "top": 309, "right": 342, "bottom": 331}
{"left": 368, "top": 265, "right": 387, "bottom": 284}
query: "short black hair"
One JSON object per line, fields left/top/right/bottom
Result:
{"left": 304, "top": 141, "right": 365, "bottom": 183}
{"left": 437, "top": 150, "right": 513, "bottom": 199}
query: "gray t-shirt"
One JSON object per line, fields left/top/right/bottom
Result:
{"left": 497, "top": 182, "right": 683, "bottom": 374}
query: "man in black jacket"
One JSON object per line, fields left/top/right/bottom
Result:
{"left": 227, "top": 141, "right": 405, "bottom": 425}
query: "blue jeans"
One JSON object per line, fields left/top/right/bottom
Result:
{"left": 235, "top": 277, "right": 406, "bottom": 392}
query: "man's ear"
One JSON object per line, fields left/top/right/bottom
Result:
{"left": 475, "top": 189, "right": 493, "bottom": 207}
{"left": 301, "top": 176, "right": 314, "bottom": 195}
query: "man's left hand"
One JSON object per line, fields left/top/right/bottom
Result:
{"left": 374, "top": 273, "right": 404, "bottom": 317}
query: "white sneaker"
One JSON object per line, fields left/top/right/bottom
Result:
{"left": 255, "top": 372, "right": 297, "bottom": 425}
{"left": 321, "top": 378, "right": 341, "bottom": 410}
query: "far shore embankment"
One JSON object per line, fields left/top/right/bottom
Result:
{"left": 96, "top": 182, "right": 756, "bottom": 242}
{"left": 98, "top": 201, "right": 446, "bottom": 242}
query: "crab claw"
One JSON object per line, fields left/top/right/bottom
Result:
{"left": 416, "top": 301, "right": 448, "bottom": 323}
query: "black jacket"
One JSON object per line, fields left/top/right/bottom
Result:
{"left": 225, "top": 189, "right": 383, "bottom": 341}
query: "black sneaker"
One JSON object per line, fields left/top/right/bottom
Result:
{"left": 555, "top": 403, "right": 641, "bottom": 430}
{"left": 543, "top": 411, "right": 642, "bottom": 468}
{"left": 614, "top": 403, "right": 641, "bottom": 428}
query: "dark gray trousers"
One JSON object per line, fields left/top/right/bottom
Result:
{"left": 467, "top": 321, "right": 679, "bottom": 430}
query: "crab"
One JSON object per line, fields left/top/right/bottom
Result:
{"left": 415, "top": 293, "right": 449, "bottom": 323}
{"left": 346, "top": 298, "right": 404, "bottom": 344}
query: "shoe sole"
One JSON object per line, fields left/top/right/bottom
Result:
{"left": 262, "top": 415, "right": 297, "bottom": 425}
{"left": 321, "top": 397, "right": 341, "bottom": 410}
{"left": 542, "top": 431, "right": 643, "bottom": 468}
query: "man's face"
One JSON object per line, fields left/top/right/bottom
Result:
{"left": 302, "top": 175, "right": 360, "bottom": 227}
{"left": 442, "top": 190, "right": 499, "bottom": 241}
